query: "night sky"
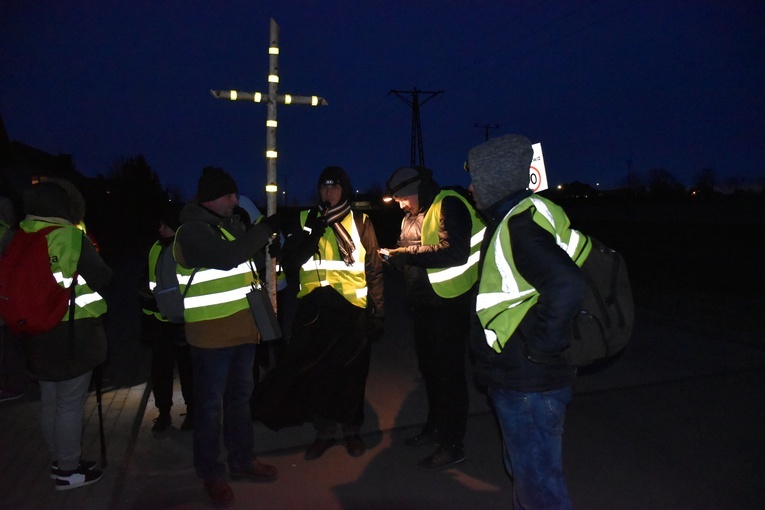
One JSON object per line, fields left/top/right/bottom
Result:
{"left": 2, "top": 1, "right": 763, "bottom": 204}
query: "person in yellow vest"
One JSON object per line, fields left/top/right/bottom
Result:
{"left": 173, "top": 167, "right": 281, "bottom": 506}
{"left": 466, "top": 134, "right": 587, "bottom": 510}
{"left": 139, "top": 205, "right": 194, "bottom": 433}
{"left": 0, "top": 194, "right": 27, "bottom": 404}
{"left": 380, "top": 166, "right": 486, "bottom": 471}
{"left": 20, "top": 180, "right": 112, "bottom": 490}
{"left": 253, "top": 166, "right": 384, "bottom": 461}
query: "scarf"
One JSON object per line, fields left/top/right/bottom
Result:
{"left": 324, "top": 200, "right": 356, "bottom": 266}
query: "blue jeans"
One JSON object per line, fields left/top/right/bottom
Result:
{"left": 191, "top": 344, "right": 256, "bottom": 481}
{"left": 489, "top": 385, "right": 573, "bottom": 510}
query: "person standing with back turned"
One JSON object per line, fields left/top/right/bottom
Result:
{"left": 466, "top": 134, "right": 587, "bottom": 510}
{"left": 173, "top": 167, "right": 281, "bottom": 506}
{"left": 19, "top": 179, "right": 111, "bottom": 491}
{"left": 380, "top": 166, "right": 485, "bottom": 471}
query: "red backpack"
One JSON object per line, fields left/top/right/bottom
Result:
{"left": 0, "top": 226, "right": 75, "bottom": 335}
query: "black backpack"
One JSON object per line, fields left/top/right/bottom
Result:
{"left": 563, "top": 236, "right": 634, "bottom": 367}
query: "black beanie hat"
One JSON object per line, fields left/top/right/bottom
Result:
{"left": 197, "top": 167, "right": 238, "bottom": 203}
{"left": 23, "top": 181, "right": 73, "bottom": 220}
{"left": 317, "top": 166, "right": 352, "bottom": 202}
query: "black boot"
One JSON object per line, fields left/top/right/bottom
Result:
{"left": 152, "top": 410, "right": 171, "bottom": 433}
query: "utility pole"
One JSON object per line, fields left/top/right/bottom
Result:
{"left": 475, "top": 123, "right": 500, "bottom": 141}
{"left": 389, "top": 88, "right": 443, "bottom": 167}
{"left": 210, "top": 17, "right": 328, "bottom": 309}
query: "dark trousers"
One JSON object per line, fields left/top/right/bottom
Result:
{"left": 151, "top": 341, "right": 194, "bottom": 413}
{"left": 191, "top": 343, "right": 256, "bottom": 481}
{"left": 411, "top": 293, "right": 470, "bottom": 447}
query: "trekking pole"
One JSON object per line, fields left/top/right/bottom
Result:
{"left": 94, "top": 364, "right": 107, "bottom": 468}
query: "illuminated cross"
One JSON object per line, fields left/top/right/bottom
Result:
{"left": 210, "top": 17, "right": 328, "bottom": 308}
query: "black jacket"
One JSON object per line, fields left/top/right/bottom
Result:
{"left": 470, "top": 191, "right": 584, "bottom": 392}
{"left": 396, "top": 182, "right": 473, "bottom": 309}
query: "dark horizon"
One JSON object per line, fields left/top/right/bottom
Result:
{"left": 2, "top": 1, "right": 764, "bottom": 203}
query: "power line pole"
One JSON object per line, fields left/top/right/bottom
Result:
{"left": 475, "top": 123, "right": 500, "bottom": 141}
{"left": 389, "top": 88, "right": 443, "bottom": 167}
{"left": 210, "top": 17, "right": 328, "bottom": 308}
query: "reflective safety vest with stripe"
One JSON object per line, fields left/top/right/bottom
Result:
{"left": 20, "top": 219, "right": 107, "bottom": 321}
{"left": 175, "top": 227, "right": 257, "bottom": 323}
{"left": 143, "top": 241, "right": 165, "bottom": 321}
{"left": 475, "top": 195, "right": 590, "bottom": 353}
{"left": 297, "top": 210, "right": 368, "bottom": 308}
{"left": 421, "top": 190, "right": 486, "bottom": 298}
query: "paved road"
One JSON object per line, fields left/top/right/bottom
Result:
{"left": 2, "top": 261, "right": 764, "bottom": 509}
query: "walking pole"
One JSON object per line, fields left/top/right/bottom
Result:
{"left": 94, "top": 364, "right": 107, "bottom": 468}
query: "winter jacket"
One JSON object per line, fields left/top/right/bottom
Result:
{"left": 396, "top": 182, "right": 474, "bottom": 309}
{"left": 470, "top": 190, "right": 584, "bottom": 392}
{"left": 22, "top": 217, "right": 112, "bottom": 381}
{"left": 173, "top": 201, "right": 274, "bottom": 348}
{"left": 281, "top": 207, "right": 384, "bottom": 319}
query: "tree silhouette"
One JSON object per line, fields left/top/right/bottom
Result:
{"left": 647, "top": 168, "right": 685, "bottom": 197}
{"left": 107, "top": 155, "right": 169, "bottom": 248}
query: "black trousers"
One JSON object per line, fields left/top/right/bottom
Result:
{"left": 150, "top": 323, "right": 194, "bottom": 413}
{"left": 411, "top": 292, "right": 470, "bottom": 447}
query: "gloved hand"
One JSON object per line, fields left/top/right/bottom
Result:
{"left": 267, "top": 238, "right": 281, "bottom": 259}
{"left": 367, "top": 316, "right": 385, "bottom": 342}
{"left": 305, "top": 212, "right": 327, "bottom": 236}
{"left": 260, "top": 213, "right": 282, "bottom": 235}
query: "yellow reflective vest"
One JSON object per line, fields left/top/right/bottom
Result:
{"left": 20, "top": 219, "right": 107, "bottom": 321}
{"left": 143, "top": 241, "right": 165, "bottom": 321}
{"left": 476, "top": 195, "right": 590, "bottom": 353}
{"left": 175, "top": 226, "right": 258, "bottom": 323}
{"left": 297, "top": 209, "right": 368, "bottom": 308}
{"left": 421, "top": 190, "right": 486, "bottom": 298}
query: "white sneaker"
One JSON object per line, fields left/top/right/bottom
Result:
{"left": 50, "top": 460, "right": 98, "bottom": 479}
{"left": 54, "top": 465, "right": 103, "bottom": 491}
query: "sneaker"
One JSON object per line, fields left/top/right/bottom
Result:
{"left": 152, "top": 411, "right": 171, "bottom": 433}
{"left": 404, "top": 428, "right": 440, "bottom": 448}
{"left": 54, "top": 465, "right": 103, "bottom": 491}
{"left": 417, "top": 445, "right": 465, "bottom": 471}
{"left": 50, "top": 460, "right": 98, "bottom": 479}
{"left": 0, "top": 388, "right": 24, "bottom": 403}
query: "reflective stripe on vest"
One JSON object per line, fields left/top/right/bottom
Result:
{"left": 20, "top": 219, "right": 107, "bottom": 321}
{"left": 475, "top": 196, "right": 590, "bottom": 353}
{"left": 175, "top": 226, "right": 256, "bottom": 323}
{"left": 421, "top": 190, "right": 486, "bottom": 298}
{"left": 297, "top": 210, "right": 368, "bottom": 308}
{"left": 144, "top": 241, "right": 165, "bottom": 321}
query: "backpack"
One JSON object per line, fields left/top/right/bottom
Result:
{"left": 152, "top": 243, "right": 194, "bottom": 324}
{"left": 563, "top": 236, "right": 634, "bottom": 367}
{"left": 0, "top": 226, "right": 76, "bottom": 335}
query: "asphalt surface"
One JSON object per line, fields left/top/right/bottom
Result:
{"left": 2, "top": 258, "right": 764, "bottom": 510}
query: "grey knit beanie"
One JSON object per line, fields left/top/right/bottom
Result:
{"left": 467, "top": 134, "right": 533, "bottom": 209}
{"left": 385, "top": 167, "right": 423, "bottom": 199}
